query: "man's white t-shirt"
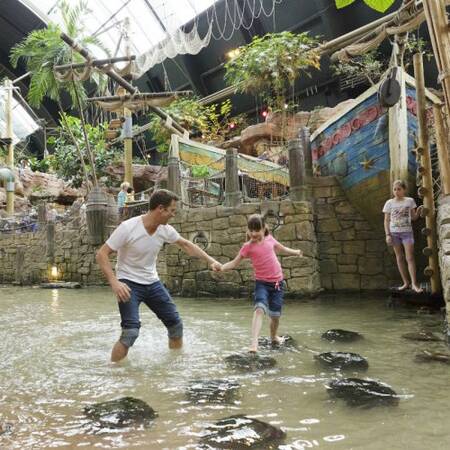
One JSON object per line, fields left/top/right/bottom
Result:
{"left": 106, "top": 215, "right": 180, "bottom": 284}
{"left": 382, "top": 197, "right": 417, "bottom": 233}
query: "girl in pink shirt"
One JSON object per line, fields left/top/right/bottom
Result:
{"left": 220, "top": 214, "right": 302, "bottom": 352}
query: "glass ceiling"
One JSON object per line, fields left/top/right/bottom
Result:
{"left": 0, "top": 86, "right": 40, "bottom": 144}
{"left": 20, "top": 0, "right": 218, "bottom": 59}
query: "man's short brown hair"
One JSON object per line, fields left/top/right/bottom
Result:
{"left": 149, "top": 189, "right": 179, "bottom": 210}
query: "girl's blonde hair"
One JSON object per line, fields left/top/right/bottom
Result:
{"left": 246, "top": 214, "right": 269, "bottom": 240}
{"left": 120, "top": 181, "right": 130, "bottom": 190}
{"left": 393, "top": 179, "right": 407, "bottom": 190}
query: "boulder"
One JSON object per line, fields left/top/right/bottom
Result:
{"left": 315, "top": 352, "right": 369, "bottom": 371}
{"left": 240, "top": 122, "right": 282, "bottom": 155}
{"left": 84, "top": 397, "right": 157, "bottom": 428}
{"left": 199, "top": 414, "right": 286, "bottom": 449}
{"left": 104, "top": 163, "right": 167, "bottom": 192}
{"left": 186, "top": 379, "right": 240, "bottom": 404}
{"left": 224, "top": 352, "right": 277, "bottom": 372}
{"left": 321, "top": 329, "right": 363, "bottom": 342}
{"left": 327, "top": 378, "right": 399, "bottom": 408}
{"left": 258, "top": 335, "right": 298, "bottom": 351}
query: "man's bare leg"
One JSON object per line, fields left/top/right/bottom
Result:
{"left": 169, "top": 337, "right": 183, "bottom": 349}
{"left": 270, "top": 316, "right": 282, "bottom": 344}
{"left": 250, "top": 308, "right": 264, "bottom": 352}
{"left": 111, "top": 341, "right": 128, "bottom": 362}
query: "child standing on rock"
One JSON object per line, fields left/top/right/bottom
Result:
{"left": 383, "top": 179, "right": 423, "bottom": 293}
{"left": 220, "top": 214, "right": 302, "bottom": 352}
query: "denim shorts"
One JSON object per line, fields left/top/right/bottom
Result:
{"left": 391, "top": 231, "right": 414, "bottom": 246}
{"left": 253, "top": 280, "right": 285, "bottom": 317}
{"left": 118, "top": 279, "right": 182, "bottom": 339}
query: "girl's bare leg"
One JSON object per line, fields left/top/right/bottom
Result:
{"left": 393, "top": 244, "right": 410, "bottom": 290}
{"left": 250, "top": 308, "right": 264, "bottom": 352}
{"left": 404, "top": 242, "right": 422, "bottom": 293}
{"left": 270, "top": 316, "right": 282, "bottom": 344}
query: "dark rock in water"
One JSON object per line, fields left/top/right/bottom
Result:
{"left": 224, "top": 353, "right": 276, "bottom": 372}
{"left": 199, "top": 414, "right": 286, "bottom": 449}
{"left": 315, "top": 352, "right": 369, "bottom": 371}
{"left": 402, "top": 330, "right": 442, "bottom": 342}
{"left": 84, "top": 397, "right": 157, "bottom": 428}
{"left": 186, "top": 379, "right": 240, "bottom": 404}
{"left": 327, "top": 378, "right": 399, "bottom": 408}
{"left": 258, "top": 335, "right": 297, "bottom": 351}
{"left": 415, "top": 350, "right": 450, "bottom": 364}
{"left": 321, "top": 329, "right": 363, "bottom": 342}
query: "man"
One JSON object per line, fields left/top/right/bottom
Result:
{"left": 96, "top": 189, "right": 221, "bottom": 362}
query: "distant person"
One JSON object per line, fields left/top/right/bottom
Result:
{"left": 96, "top": 189, "right": 222, "bottom": 363}
{"left": 117, "top": 182, "right": 130, "bottom": 218}
{"left": 126, "top": 186, "right": 135, "bottom": 203}
{"left": 383, "top": 179, "right": 423, "bottom": 293}
{"left": 220, "top": 214, "right": 302, "bottom": 353}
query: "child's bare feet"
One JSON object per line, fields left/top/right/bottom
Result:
{"left": 397, "top": 284, "right": 409, "bottom": 291}
{"left": 249, "top": 343, "right": 258, "bottom": 353}
{"left": 412, "top": 284, "right": 423, "bottom": 293}
{"left": 271, "top": 336, "right": 284, "bottom": 346}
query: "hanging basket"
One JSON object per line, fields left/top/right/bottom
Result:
{"left": 86, "top": 187, "right": 108, "bottom": 245}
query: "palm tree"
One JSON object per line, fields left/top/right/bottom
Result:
{"left": 10, "top": 0, "right": 109, "bottom": 188}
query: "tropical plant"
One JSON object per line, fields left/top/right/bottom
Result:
{"left": 224, "top": 31, "right": 321, "bottom": 112}
{"left": 47, "top": 114, "right": 120, "bottom": 188}
{"left": 335, "top": 0, "right": 395, "bottom": 13}
{"left": 148, "top": 97, "right": 248, "bottom": 154}
{"left": 191, "top": 165, "right": 210, "bottom": 178}
{"left": 10, "top": 0, "right": 109, "bottom": 187}
{"left": 331, "top": 35, "right": 432, "bottom": 86}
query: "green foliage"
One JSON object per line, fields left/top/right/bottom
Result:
{"left": 148, "top": 97, "right": 248, "bottom": 153}
{"left": 335, "top": 0, "right": 395, "bottom": 12}
{"left": 331, "top": 35, "right": 433, "bottom": 85}
{"left": 224, "top": 31, "right": 321, "bottom": 111}
{"left": 29, "top": 156, "right": 53, "bottom": 173}
{"left": 191, "top": 165, "right": 210, "bottom": 178}
{"left": 47, "top": 114, "right": 119, "bottom": 187}
{"left": 10, "top": 0, "right": 108, "bottom": 108}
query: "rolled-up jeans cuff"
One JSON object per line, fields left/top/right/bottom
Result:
{"left": 254, "top": 302, "right": 268, "bottom": 315}
{"left": 167, "top": 321, "right": 183, "bottom": 339}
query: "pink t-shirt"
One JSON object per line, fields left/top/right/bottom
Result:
{"left": 239, "top": 234, "right": 283, "bottom": 282}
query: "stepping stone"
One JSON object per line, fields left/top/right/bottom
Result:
{"left": 258, "top": 335, "right": 298, "bottom": 351}
{"left": 402, "top": 330, "right": 442, "bottom": 342}
{"left": 84, "top": 397, "right": 157, "bottom": 428}
{"left": 415, "top": 350, "right": 450, "bottom": 364}
{"left": 321, "top": 329, "right": 363, "bottom": 342}
{"left": 326, "top": 378, "right": 399, "bottom": 408}
{"left": 315, "top": 352, "right": 368, "bottom": 371}
{"left": 199, "top": 414, "right": 286, "bottom": 449}
{"left": 186, "top": 379, "right": 240, "bottom": 404}
{"left": 224, "top": 353, "right": 276, "bottom": 372}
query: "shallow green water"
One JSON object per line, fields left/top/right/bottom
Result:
{"left": 0, "top": 286, "right": 448, "bottom": 449}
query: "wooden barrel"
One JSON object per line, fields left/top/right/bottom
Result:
{"left": 86, "top": 187, "right": 108, "bottom": 245}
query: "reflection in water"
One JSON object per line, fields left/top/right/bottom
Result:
{"left": 0, "top": 287, "right": 449, "bottom": 449}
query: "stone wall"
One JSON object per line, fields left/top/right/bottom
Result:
{"left": 163, "top": 200, "right": 320, "bottom": 297}
{"left": 437, "top": 196, "right": 450, "bottom": 334}
{"left": 0, "top": 176, "right": 401, "bottom": 295}
{"left": 0, "top": 223, "right": 103, "bottom": 284}
{"left": 311, "top": 177, "right": 398, "bottom": 290}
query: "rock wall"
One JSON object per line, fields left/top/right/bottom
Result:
{"left": 0, "top": 176, "right": 400, "bottom": 295}
{"left": 437, "top": 196, "right": 450, "bottom": 335}
{"left": 164, "top": 200, "right": 320, "bottom": 297}
{"left": 311, "top": 177, "right": 398, "bottom": 290}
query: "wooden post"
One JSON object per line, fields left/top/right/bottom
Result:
{"left": 299, "top": 127, "right": 313, "bottom": 177}
{"left": 224, "top": 148, "right": 241, "bottom": 207}
{"left": 423, "top": 0, "right": 450, "bottom": 123}
{"left": 288, "top": 138, "right": 309, "bottom": 201}
{"left": 433, "top": 104, "right": 450, "bottom": 196}
{"left": 4, "top": 79, "right": 14, "bottom": 215}
{"left": 167, "top": 134, "right": 181, "bottom": 197}
{"left": 414, "top": 52, "right": 441, "bottom": 294}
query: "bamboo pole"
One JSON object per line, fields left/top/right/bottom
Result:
{"left": 122, "top": 18, "right": 133, "bottom": 187}
{"left": 413, "top": 52, "right": 441, "bottom": 294}
{"left": 423, "top": 0, "right": 450, "bottom": 119}
{"left": 433, "top": 104, "right": 450, "bottom": 195}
